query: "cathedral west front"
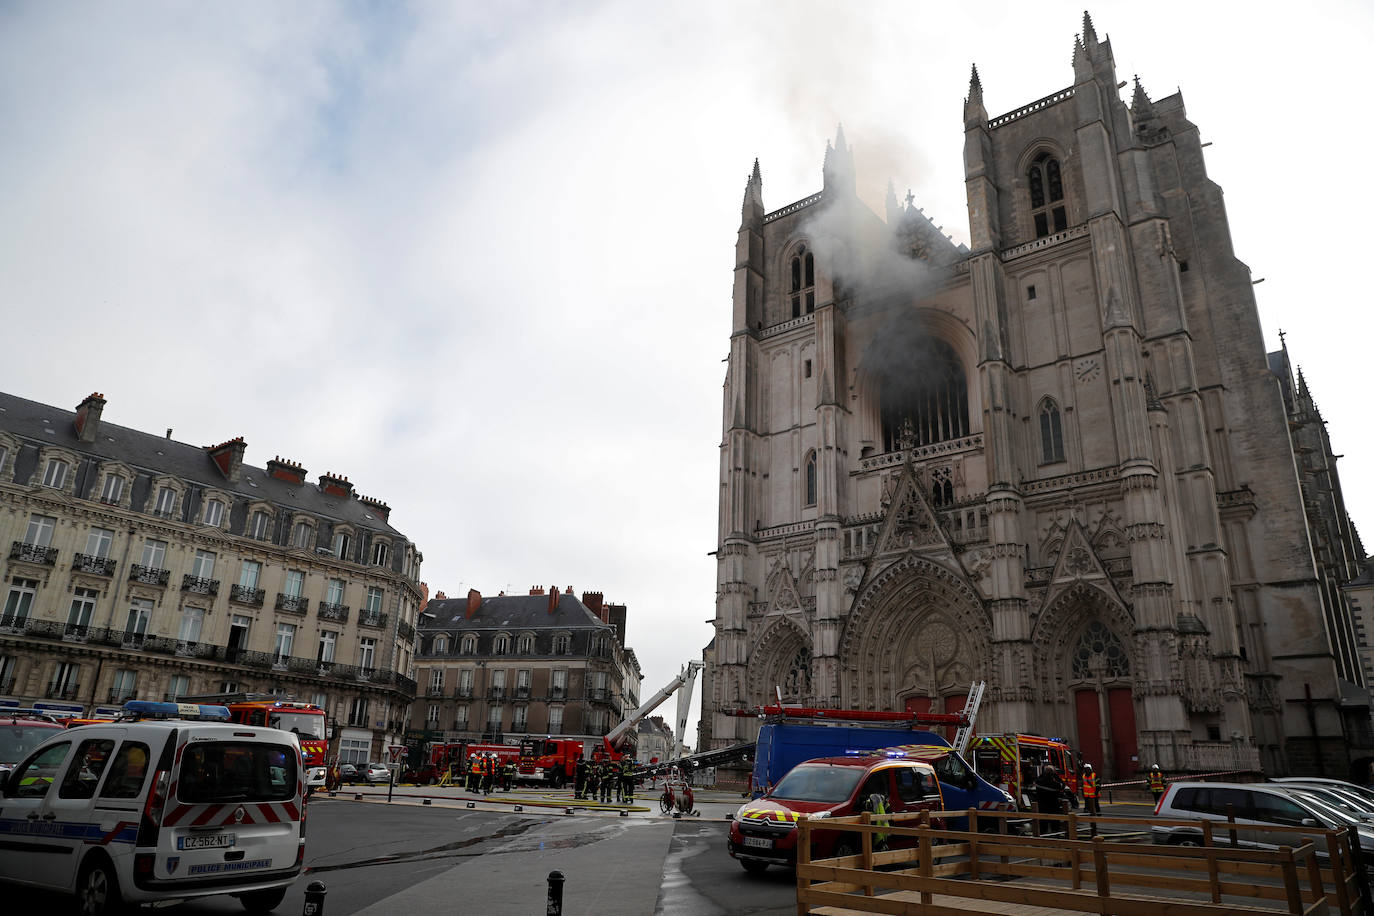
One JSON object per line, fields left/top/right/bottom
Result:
{"left": 703, "top": 14, "right": 1372, "bottom": 779}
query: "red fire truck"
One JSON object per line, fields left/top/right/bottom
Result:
{"left": 971, "top": 733, "right": 1079, "bottom": 808}
{"left": 181, "top": 693, "right": 329, "bottom": 781}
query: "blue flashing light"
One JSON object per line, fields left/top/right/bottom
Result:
{"left": 123, "top": 700, "right": 231, "bottom": 721}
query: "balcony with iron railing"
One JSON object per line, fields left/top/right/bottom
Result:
{"left": 397, "top": 621, "right": 415, "bottom": 643}
{"left": 359, "top": 609, "right": 387, "bottom": 629}
{"left": 63, "top": 623, "right": 91, "bottom": 642}
{"left": 426, "top": 685, "right": 447, "bottom": 698}
{"left": 11, "top": 541, "right": 57, "bottom": 565}
{"left": 107, "top": 688, "right": 136, "bottom": 704}
{"left": 129, "top": 564, "right": 170, "bottom": 586}
{"left": 230, "top": 585, "right": 265, "bottom": 607}
{"left": 73, "top": 553, "right": 116, "bottom": 576}
{"left": 549, "top": 686, "right": 566, "bottom": 700}
{"left": 276, "top": 594, "right": 309, "bottom": 616}
{"left": 515, "top": 686, "right": 530, "bottom": 699}
{"left": 0, "top": 675, "right": 13, "bottom": 692}
{"left": 586, "top": 687, "right": 610, "bottom": 701}
{"left": 45, "top": 683, "right": 81, "bottom": 700}
{"left": 182, "top": 575, "right": 219, "bottom": 596}
{"left": 489, "top": 686, "right": 506, "bottom": 699}
{"left": 317, "top": 601, "right": 350, "bottom": 621}
{"left": 456, "top": 686, "right": 473, "bottom": 698}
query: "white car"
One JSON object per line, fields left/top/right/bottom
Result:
{"left": 305, "top": 766, "right": 327, "bottom": 794}
{"left": 0, "top": 700, "right": 305, "bottom": 915}
{"left": 363, "top": 762, "right": 391, "bottom": 784}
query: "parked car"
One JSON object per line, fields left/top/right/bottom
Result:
{"left": 727, "top": 754, "right": 945, "bottom": 874}
{"left": 363, "top": 762, "right": 391, "bottom": 784}
{"left": 339, "top": 763, "right": 358, "bottom": 783}
{"left": 1273, "top": 777, "right": 1374, "bottom": 811}
{"left": 0, "top": 709, "right": 64, "bottom": 778}
{"left": 1270, "top": 781, "right": 1374, "bottom": 822}
{"left": 1151, "top": 781, "right": 1374, "bottom": 860}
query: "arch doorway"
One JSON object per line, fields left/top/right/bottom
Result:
{"left": 1069, "top": 620, "right": 1138, "bottom": 779}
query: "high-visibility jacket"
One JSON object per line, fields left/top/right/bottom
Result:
{"left": 1083, "top": 772, "right": 1099, "bottom": 798}
{"left": 868, "top": 794, "right": 890, "bottom": 848}
{"left": 1148, "top": 771, "right": 1165, "bottom": 791}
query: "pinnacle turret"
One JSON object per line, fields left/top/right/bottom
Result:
{"left": 968, "top": 63, "right": 982, "bottom": 103}
{"left": 741, "top": 157, "right": 764, "bottom": 226}
{"left": 1131, "top": 75, "right": 1154, "bottom": 117}
{"left": 822, "top": 123, "right": 855, "bottom": 197}
{"left": 1082, "top": 10, "right": 1097, "bottom": 45}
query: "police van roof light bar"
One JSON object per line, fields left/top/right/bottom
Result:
{"left": 122, "top": 700, "right": 231, "bottom": 721}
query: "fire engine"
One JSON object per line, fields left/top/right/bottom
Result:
{"left": 970, "top": 733, "right": 1079, "bottom": 808}
{"left": 180, "top": 693, "right": 329, "bottom": 781}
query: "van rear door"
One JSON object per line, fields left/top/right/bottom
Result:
{"left": 152, "top": 734, "right": 301, "bottom": 884}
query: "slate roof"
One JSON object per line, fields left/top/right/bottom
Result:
{"left": 420, "top": 592, "right": 611, "bottom": 631}
{"left": 0, "top": 390, "right": 400, "bottom": 536}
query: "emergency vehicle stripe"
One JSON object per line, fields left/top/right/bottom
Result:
{"left": 163, "top": 803, "right": 194, "bottom": 827}
{"left": 282, "top": 801, "right": 299, "bottom": 820}
{"left": 95, "top": 821, "right": 136, "bottom": 845}
{"left": 256, "top": 804, "right": 280, "bottom": 824}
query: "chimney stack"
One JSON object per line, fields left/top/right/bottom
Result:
{"left": 465, "top": 588, "right": 482, "bottom": 619}
{"left": 266, "top": 456, "right": 307, "bottom": 485}
{"left": 318, "top": 472, "right": 353, "bottom": 499}
{"left": 206, "top": 437, "right": 247, "bottom": 482}
{"left": 355, "top": 493, "right": 390, "bottom": 523}
{"left": 74, "top": 392, "right": 106, "bottom": 444}
{"left": 547, "top": 586, "right": 558, "bottom": 615}
{"left": 530, "top": 586, "right": 545, "bottom": 595}
{"left": 582, "top": 591, "right": 605, "bottom": 617}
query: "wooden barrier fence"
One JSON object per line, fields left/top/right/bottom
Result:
{"left": 794, "top": 808, "right": 1367, "bottom": 915}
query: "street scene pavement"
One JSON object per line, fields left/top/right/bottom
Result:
{"left": 3, "top": 782, "right": 1160, "bottom": 916}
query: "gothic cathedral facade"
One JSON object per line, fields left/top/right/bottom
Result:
{"left": 706, "top": 15, "right": 1371, "bottom": 778}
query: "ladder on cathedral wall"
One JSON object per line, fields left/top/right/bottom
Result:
{"left": 951, "top": 681, "right": 986, "bottom": 755}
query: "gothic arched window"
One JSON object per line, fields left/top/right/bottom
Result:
{"left": 1071, "top": 620, "right": 1131, "bottom": 680}
{"left": 930, "top": 466, "right": 954, "bottom": 507}
{"left": 1028, "top": 152, "right": 1067, "bottom": 239}
{"left": 1040, "top": 398, "right": 1065, "bottom": 464}
{"left": 790, "top": 245, "right": 815, "bottom": 318}
{"left": 781, "top": 644, "right": 813, "bottom": 701}
{"left": 804, "top": 450, "right": 817, "bottom": 507}
{"left": 880, "top": 338, "right": 970, "bottom": 452}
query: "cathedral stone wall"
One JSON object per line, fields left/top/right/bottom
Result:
{"left": 704, "top": 14, "right": 1371, "bottom": 779}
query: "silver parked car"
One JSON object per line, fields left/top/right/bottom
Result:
{"left": 1151, "top": 781, "right": 1374, "bottom": 859}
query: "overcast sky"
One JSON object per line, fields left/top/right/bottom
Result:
{"left": 3, "top": 1, "right": 1371, "bottom": 746}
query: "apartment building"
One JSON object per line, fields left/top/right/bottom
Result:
{"left": 0, "top": 391, "right": 423, "bottom": 762}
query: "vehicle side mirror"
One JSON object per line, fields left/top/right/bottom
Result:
{"left": 1301, "top": 818, "right": 1319, "bottom": 827}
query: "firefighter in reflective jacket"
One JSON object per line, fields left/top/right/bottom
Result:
{"left": 866, "top": 793, "right": 891, "bottom": 850}
{"left": 1147, "top": 764, "right": 1165, "bottom": 803}
{"left": 502, "top": 759, "right": 516, "bottom": 792}
{"left": 467, "top": 754, "right": 482, "bottom": 792}
{"left": 618, "top": 756, "right": 635, "bottom": 803}
{"left": 1081, "top": 764, "right": 1100, "bottom": 816}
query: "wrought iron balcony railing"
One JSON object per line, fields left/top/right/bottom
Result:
{"left": 426, "top": 686, "right": 446, "bottom": 698}
{"left": 73, "top": 553, "right": 116, "bottom": 576}
{"left": 515, "top": 686, "right": 530, "bottom": 699}
{"left": 275, "top": 593, "right": 309, "bottom": 615}
{"left": 129, "top": 564, "right": 170, "bottom": 586}
{"left": 10, "top": 541, "right": 57, "bottom": 565}
{"left": 456, "top": 687, "right": 474, "bottom": 698}
{"left": 358, "top": 610, "right": 387, "bottom": 629}
{"left": 317, "top": 602, "right": 347, "bottom": 622}
{"left": 45, "top": 683, "right": 81, "bottom": 700}
{"left": 230, "top": 584, "right": 265, "bottom": 607}
{"left": 107, "top": 688, "right": 136, "bottom": 704}
{"left": 398, "top": 621, "right": 416, "bottom": 643}
{"left": 489, "top": 687, "right": 506, "bottom": 699}
{"left": 181, "top": 575, "right": 219, "bottom": 596}
{"left": 0, "top": 614, "right": 32, "bottom": 632}
{"left": 63, "top": 623, "right": 91, "bottom": 641}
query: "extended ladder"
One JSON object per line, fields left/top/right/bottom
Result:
{"left": 951, "top": 680, "right": 986, "bottom": 754}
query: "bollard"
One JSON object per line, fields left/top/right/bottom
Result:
{"left": 546, "top": 870, "right": 565, "bottom": 916}
{"left": 303, "top": 880, "right": 327, "bottom": 916}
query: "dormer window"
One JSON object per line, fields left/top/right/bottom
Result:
{"left": 154, "top": 485, "right": 177, "bottom": 518}
{"left": 42, "top": 458, "right": 69, "bottom": 489}
{"left": 460, "top": 634, "right": 478, "bottom": 654}
{"left": 371, "top": 541, "right": 389, "bottom": 566}
{"left": 333, "top": 530, "right": 352, "bottom": 561}
{"left": 249, "top": 509, "right": 270, "bottom": 540}
{"left": 100, "top": 474, "right": 125, "bottom": 504}
{"left": 434, "top": 635, "right": 448, "bottom": 653}
{"left": 1028, "top": 152, "right": 1066, "bottom": 238}
{"left": 494, "top": 634, "right": 511, "bottom": 654}
{"left": 203, "top": 498, "right": 225, "bottom": 527}
{"left": 517, "top": 633, "right": 534, "bottom": 654}
{"left": 292, "top": 520, "right": 313, "bottom": 549}
{"left": 790, "top": 245, "right": 815, "bottom": 318}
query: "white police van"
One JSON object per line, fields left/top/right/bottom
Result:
{"left": 0, "top": 701, "right": 305, "bottom": 915}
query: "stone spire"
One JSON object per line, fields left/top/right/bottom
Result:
{"left": 968, "top": 63, "right": 982, "bottom": 104}
{"left": 741, "top": 157, "right": 764, "bottom": 227}
{"left": 1131, "top": 75, "right": 1154, "bottom": 118}
{"left": 823, "top": 123, "right": 856, "bottom": 197}
{"left": 1072, "top": 33, "right": 1090, "bottom": 80}
{"left": 884, "top": 179, "right": 901, "bottom": 224}
{"left": 1082, "top": 10, "right": 1098, "bottom": 46}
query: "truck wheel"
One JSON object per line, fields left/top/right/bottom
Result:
{"left": 77, "top": 856, "right": 122, "bottom": 916}
{"left": 741, "top": 859, "right": 769, "bottom": 875}
{"left": 239, "top": 887, "right": 288, "bottom": 913}
{"left": 550, "top": 771, "right": 564, "bottom": 789}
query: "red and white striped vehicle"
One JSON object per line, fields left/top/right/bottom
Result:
{"left": 0, "top": 701, "right": 305, "bottom": 915}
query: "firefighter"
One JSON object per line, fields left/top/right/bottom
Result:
{"left": 866, "top": 792, "right": 891, "bottom": 851}
{"left": 600, "top": 758, "right": 613, "bottom": 803}
{"left": 502, "top": 758, "right": 516, "bottom": 792}
{"left": 1081, "top": 763, "right": 1101, "bottom": 818}
{"left": 482, "top": 754, "right": 495, "bottom": 795}
{"left": 1033, "top": 764, "right": 1067, "bottom": 836}
{"left": 1148, "top": 764, "right": 1165, "bottom": 804}
{"left": 620, "top": 756, "right": 635, "bottom": 804}
{"left": 467, "top": 754, "right": 482, "bottom": 793}
{"left": 586, "top": 758, "right": 600, "bottom": 802}
{"left": 574, "top": 756, "right": 588, "bottom": 799}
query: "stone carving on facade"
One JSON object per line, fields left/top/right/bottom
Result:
{"left": 842, "top": 565, "right": 864, "bottom": 594}
{"left": 957, "top": 547, "right": 994, "bottom": 598}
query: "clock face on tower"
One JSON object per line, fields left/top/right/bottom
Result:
{"left": 1074, "top": 358, "right": 1101, "bottom": 383}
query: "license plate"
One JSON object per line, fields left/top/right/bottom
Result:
{"left": 742, "top": 836, "right": 772, "bottom": 849}
{"left": 178, "top": 833, "right": 235, "bottom": 850}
